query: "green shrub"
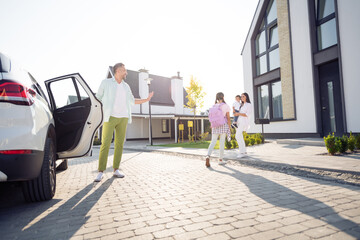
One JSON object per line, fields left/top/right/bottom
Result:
{"left": 231, "top": 139, "right": 238, "bottom": 149}
{"left": 199, "top": 132, "right": 209, "bottom": 142}
{"left": 225, "top": 136, "right": 232, "bottom": 149}
{"left": 348, "top": 132, "right": 356, "bottom": 152}
{"left": 355, "top": 134, "right": 360, "bottom": 150}
{"left": 336, "top": 135, "right": 348, "bottom": 153}
{"left": 249, "top": 137, "right": 255, "bottom": 146}
{"left": 324, "top": 133, "right": 337, "bottom": 155}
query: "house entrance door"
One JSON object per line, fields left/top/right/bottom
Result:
{"left": 318, "top": 60, "right": 344, "bottom": 136}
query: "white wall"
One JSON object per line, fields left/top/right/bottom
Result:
{"left": 337, "top": 0, "right": 360, "bottom": 132}
{"left": 171, "top": 77, "right": 184, "bottom": 115}
{"left": 126, "top": 117, "right": 171, "bottom": 139}
{"left": 242, "top": 0, "right": 318, "bottom": 134}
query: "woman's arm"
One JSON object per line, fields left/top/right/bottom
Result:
{"left": 234, "top": 103, "right": 250, "bottom": 117}
{"left": 135, "top": 91, "right": 154, "bottom": 104}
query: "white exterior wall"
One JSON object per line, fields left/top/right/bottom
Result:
{"left": 337, "top": 0, "right": 360, "bottom": 132}
{"left": 151, "top": 118, "right": 172, "bottom": 138}
{"left": 138, "top": 70, "right": 150, "bottom": 114}
{"left": 243, "top": 0, "right": 317, "bottom": 134}
{"left": 126, "top": 117, "right": 171, "bottom": 139}
{"left": 127, "top": 117, "right": 147, "bottom": 139}
{"left": 150, "top": 105, "right": 175, "bottom": 114}
{"left": 171, "top": 78, "right": 184, "bottom": 115}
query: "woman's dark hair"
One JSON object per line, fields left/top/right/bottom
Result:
{"left": 215, "top": 92, "right": 226, "bottom": 104}
{"left": 242, "top": 92, "right": 251, "bottom": 103}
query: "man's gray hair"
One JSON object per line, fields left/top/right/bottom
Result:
{"left": 113, "top": 63, "right": 125, "bottom": 74}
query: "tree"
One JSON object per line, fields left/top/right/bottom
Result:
{"left": 185, "top": 75, "right": 206, "bottom": 142}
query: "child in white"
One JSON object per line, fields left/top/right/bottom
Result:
{"left": 232, "top": 95, "right": 241, "bottom": 128}
{"left": 234, "top": 93, "right": 252, "bottom": 158}
{"left": 206, "top": 92, "right": 231, "bottom": 167}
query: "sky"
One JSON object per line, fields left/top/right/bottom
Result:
{"left": 0, "top": 0, "right": 258, "bottom": 112}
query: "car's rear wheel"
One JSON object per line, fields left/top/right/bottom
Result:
{"left": 22, "top": 137, "right": 56, "bottom": 202}
{"left": 57, "top": 159, "right": 68, "bottom": 171}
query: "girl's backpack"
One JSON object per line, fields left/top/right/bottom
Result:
{"left": 208, "top": 103, "right": 226, "bottom": 128}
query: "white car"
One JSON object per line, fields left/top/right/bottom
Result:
{"left": 0, "top": 52, "right": 103, "bottom": 202}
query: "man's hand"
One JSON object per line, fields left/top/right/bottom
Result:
{"left": 147, "top": 91, "right": 154, "bottom": 101}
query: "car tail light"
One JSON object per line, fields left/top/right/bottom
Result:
{"left": 0, "top": 150, "right": 32, "bottom": 154}
{"left": 0, "top": 80, "right": 36, "bottom": 106}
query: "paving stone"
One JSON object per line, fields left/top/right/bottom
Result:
{"left": 173, "top": 230, "right": 207, "bottom": 240}
{"left": 197, "top": 233, "right": 231, "bottom": 240}
{"left": 249, "top": 229, "right": 284, "bottom": 240}
{"left": 134, "top": 224, "right": 165, "bottom": 235}
{"left": 304, "top": 226, "right": 337, "bottom": 238}
{"left": 203, "top": 224, "right": 234, "bottom": 234}
{"left": 153, "top": 227, "right": 185, "bottom": 238}
{"left": 227, "top": 227, "right": 259, "bottom": 238}
{"left": 278, "top": 223, "right": 309, "bottom": 234}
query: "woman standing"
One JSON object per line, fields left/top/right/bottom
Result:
{"left": 234, "top": 93, "right": 252, "bottom": 158}
{"left": 205, "top": 92, "right": 231, "bottom": 167}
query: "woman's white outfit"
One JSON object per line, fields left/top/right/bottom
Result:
{"left": 207, "top": 103, "right": 231, "bottom": 160}
{"left": 235, "top": 102, "right": 252, "bottom": 154}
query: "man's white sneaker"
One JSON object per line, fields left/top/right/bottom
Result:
{"left": 94, "top": 172, "right": 103, "bottom": 182}
{"left": 218, "top": 159, "right": 227, "bottom": 165}
{"left": 113, "top": 169, "right": 125, "bottom": 178}
{"left": 237, "top": 154, "right": 246, "bottom": 158}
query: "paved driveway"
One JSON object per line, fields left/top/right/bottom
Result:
{"left": 0, "top": 149, "right": 359, "bottom": 239}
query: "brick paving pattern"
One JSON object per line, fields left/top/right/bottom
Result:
{"left": 0, "top": 148, "right": 359, "bottom": 239}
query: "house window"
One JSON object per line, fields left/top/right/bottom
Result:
{"left": 316, "top": 0, "right": 337, "bottom": 50}
{"left": 257, "top": 80, "right": 283, "bottom": 120}
{"left": 162, "top": 119, "right": 169, "bottom": 133}
{"left": 255, "top": 0, "right": 279, "bottom": 76}
{"left": 258, "top": 84, "right": 269, "bottom": 119}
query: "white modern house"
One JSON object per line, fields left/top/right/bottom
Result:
{"left": 97, "top": 67, "right": 208, "bottom": 143}
{"left": 242, "top": 0, "right": 360, "bottom": 138}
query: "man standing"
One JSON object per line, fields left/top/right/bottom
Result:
{"left": 95, "top": 63, "right": 154, "bottom": 182}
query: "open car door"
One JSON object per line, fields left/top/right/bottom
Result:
{"left": 45, "top": 73, "right": 103, "bottom": 159}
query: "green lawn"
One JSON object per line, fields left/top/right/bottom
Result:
{"left": 156, "top": 141, "right": 220, "bottom": 149}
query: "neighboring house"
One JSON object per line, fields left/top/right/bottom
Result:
{"left": 242, "top": 0, "right": 360, "bottom": 138}
{"left": 97, "top": 67, "right": 208, "bottom": 142}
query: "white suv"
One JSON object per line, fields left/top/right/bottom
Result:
{"left": 0, "top": 52, "right": 103, "bottom": 202}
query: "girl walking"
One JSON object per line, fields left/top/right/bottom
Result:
{"left": 234, "top": 93, "right": 252, "bottom": 158}
{"left": 205, "top": 92, "right": 231, "bottom": 167}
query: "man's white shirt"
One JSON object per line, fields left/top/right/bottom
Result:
{"left": 111, "top": 81, "right": 128, "bottom": 118}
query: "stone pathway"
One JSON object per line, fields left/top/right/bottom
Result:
{"left": 0, "top": 149, "right": 359, "bottom": 239}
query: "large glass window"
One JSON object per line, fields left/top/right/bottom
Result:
{"left": 316, "top": 0, "right": 337, "bottom": 51}
{"left": 317, "top": 18, "right": 337, "bottom": 50}
{"left": 256, "top": 55, "right": 267, "bottom": 75}
{"left": 269, "top": 48, "right": 280, "bottom": 71}
{"left": 257, "top": 81, "right": 283, "bottom": 120}
{"left": 271, "top": 81, "right": 283, "bottom": 119}
{"left": 254, "top": 0, "right": 279, "bottom": 76}
{"left": 256, "top": 31, "right": 266, "bottom": 55}
{"left": 258, "top": 85, "right": 269, "bottom": 119}
{"left": 266, "top": 0, "right": 277, "bottom": 24}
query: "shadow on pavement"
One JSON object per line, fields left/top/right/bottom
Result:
{"left": 237, "top": 155, "right": 360, "bottom": 188}
{"left": 211, "top": 165, "right": 360, "bottom": 238}
{"left": 0, "top": 178, "right": 114, "bottom": 239}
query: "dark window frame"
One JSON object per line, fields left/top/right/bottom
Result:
{"left": 255, "top": 0, "right": 280, "bottom": 77}
{"left": 256, "top": 79, "right": 283, "bottom": 121}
